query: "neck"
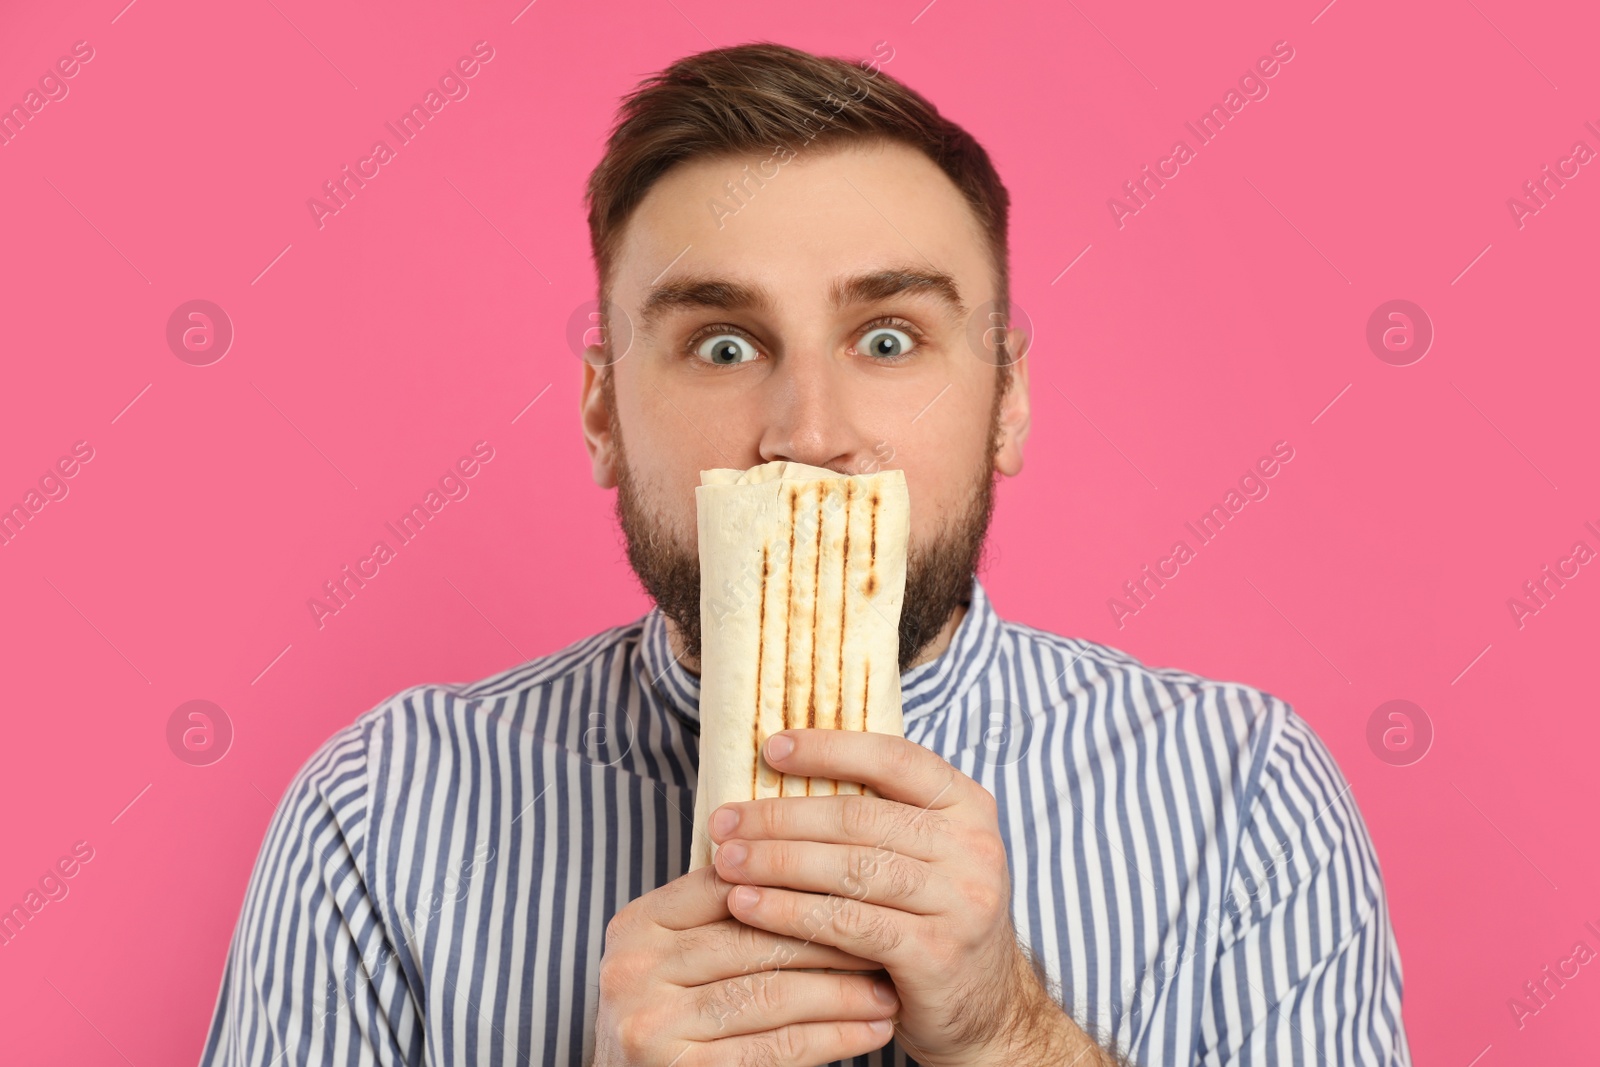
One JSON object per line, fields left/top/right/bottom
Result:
{"left": 664, "top": 599, "right": 969, "bottom": 679}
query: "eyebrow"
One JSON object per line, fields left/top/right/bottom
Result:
{"left": 636, "top": 267, "right": 967, "bottom": 334}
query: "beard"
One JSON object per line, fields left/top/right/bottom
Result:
{"left": 607, "top": 370, "right": 1007, "bottom": 673}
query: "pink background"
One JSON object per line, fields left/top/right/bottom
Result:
{"left": 2, "top": 0, "right": 1596, "bottom": 1062}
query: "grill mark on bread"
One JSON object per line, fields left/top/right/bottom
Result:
{"left": 838, "top": 482, "right": 852, "bottom": 732}
{"left": 779, "top": 487, "right": 798, "bottom": 798}
{"left": 753, "top": 545, "right": 767, "bottom": 799}
{"left": 806, "top": 486, "right": 825, "bottom": 796}
{"left": 866, "top": 492, "right": 879, "bottom": 597}
{"left": 862, "top": 660, "right": 870, "bottom": 731}
{"left": 818, "top": 481, "right": 852, "bottom": 797}
{"left": 807, "top": 485, "right": 823, "bottom": 731}
{"left": 863, "top": 495, "right": 881, "bottom": 796}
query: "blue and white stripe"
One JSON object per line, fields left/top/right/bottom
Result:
{"left": 199, "top": 578, "right": 1409, "bottom": 1065}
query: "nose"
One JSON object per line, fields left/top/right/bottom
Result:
{"left": 755, "top": 350, "right": 873, "bottom": 474}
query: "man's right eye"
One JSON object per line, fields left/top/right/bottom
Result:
{"left": 693, "top": 333, "right": 760, "bottom": 365}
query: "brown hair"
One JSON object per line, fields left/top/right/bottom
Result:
{"left": 583, "top": 41, "right": 1012, "bottom": 326}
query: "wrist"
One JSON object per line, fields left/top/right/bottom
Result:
{"left": 944, "top": 943, "right": 1077, "bottom": 1067}
{"left": 999, "top": 963, "right": 1078, "bottom": 1067}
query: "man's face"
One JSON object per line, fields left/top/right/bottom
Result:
{"left": 581, "top": 138, "right": 1030, "bottom": 669}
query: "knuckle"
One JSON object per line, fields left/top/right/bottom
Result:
{"left": 739, "top": 1032, "right": 783, "bottom": 1067}
{"left": 836, "top": 902, "right": 901, "bottom": 954}
{"left": 767, "top": 1023, "right": 806, "bottom": 1065}
{"left": 692, "top": 980, "right": 731, "bottom": 1026}
{"left": 926, "top": 929, "right": 963, "bottom": 972}
{"left": 886, "top": 741, "right": 918, "bottom": 778}
{"left": 957, "top": 877, "right": 1004, "bottom": 918}
{"left": 838, "top": 795, "right": 874, "bottom": 840}
{"left": 843, "top": 847, "right": 887, "bottom": 899}
{"left": 596, "top": 951, "right": 642, "bottom": 1002}
{"left": 900, "top": 807, "right": 946, "bottom": 854}
{"left": 752, "top": 973, "right": 784, "bottom": 1017}
{"left": 885, "top": 805, "right": 924, "bottom": 847}
{"left": 612, "top": 1012, "right": 646, "bottom": 1059}
{"left": 835, "top": 972, "right": 877, "bottom": 1011}
{"left": 962, "top": 825, "right": 1005, "bottom": 868}
{"left": 882, "top": 855, "right": 926, "bottom": 901}
{"left": 596, "top": 956, "right": 622, "bottom": 1000}
{"left": 673, "top": 925, "right": 706, "bottom": 955}
{"left": 603, "top": 908, "right": 631, "bottom": 948}
{"left": 839, "top": 1017, "right": 879, "bottom": 1051}
{"left": 730, "top": 921, "right": 771, "bottom": 967}
{"left": 967, "top": 793, "right": 999, "bottom": 829}
{"left": 763, "top": 840, "right": 795, "bottom": 880}
{"left": 697, "top": 973, "right": 766, "bottom": 1029}
{"left": 975, "top": 784, "right": 1000, "bottom": 817}
{"left": 842, "top": 848, "right": 877, "bottom": 896}
{"left": 679, "top": 918, "right": 731, "bottom": 957}
{"left": 758, "top": 799, "right": 787, "bottom": 837}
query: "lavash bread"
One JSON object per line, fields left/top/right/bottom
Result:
{"left": 688, "top": 461, "right": 909, "bottom": 872}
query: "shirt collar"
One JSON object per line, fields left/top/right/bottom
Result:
{"left": 635, "top": 575, "right": 1002, "bottom": 729}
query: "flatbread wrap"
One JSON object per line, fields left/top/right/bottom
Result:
{"left": 688, "top": 460, "right": 909, "bottom": 872}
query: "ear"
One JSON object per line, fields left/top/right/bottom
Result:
{"left": 993, "top": 328, "right": 1031, "bottom": 478}
{"left": 579, "top": 352, "right": 619, "bottom": 489}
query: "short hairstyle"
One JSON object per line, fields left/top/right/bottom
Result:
{"left": 584, "top": 42, "right": 1012, "bottom": 327}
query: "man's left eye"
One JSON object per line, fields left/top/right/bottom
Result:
{"left": 694, "top": 333, "right": 761, "bottom": 365}
{"left": 857, "top": 326, "right": 915, "bottom": 359}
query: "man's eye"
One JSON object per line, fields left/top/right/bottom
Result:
{"left": 857, "top": 326, "right": 915, "bottom": 359}
{"left": 694, "top": 333, "right": 760, "bottom": 365}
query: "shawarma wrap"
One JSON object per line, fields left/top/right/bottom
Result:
{"left": 688, "top": 460, "right": 909, "bottom": 871}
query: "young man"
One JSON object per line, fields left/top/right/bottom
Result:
{"left": 201, "top": 43, "right": 1408, "bottom": 1067}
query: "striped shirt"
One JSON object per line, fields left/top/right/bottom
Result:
{"left": 199, "top": 578, "right": 1409, "bottom": 1065}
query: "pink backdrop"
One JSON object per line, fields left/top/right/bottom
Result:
{"left": 2, "top": 0, "right": 1596, "bottom": 1062}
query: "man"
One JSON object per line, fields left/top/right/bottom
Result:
{"left": 200, "top": 42, "right": 1408, "bottom": 1066}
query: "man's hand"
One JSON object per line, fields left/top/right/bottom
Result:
{"left": 593, "top": 863, "right": 901, "bottom": 1066}
{"left": 708, "top": 729, "right": 1119, "bottom": 1067}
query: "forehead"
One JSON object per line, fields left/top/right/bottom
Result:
{"left": 610, "top": 139, "right": 994, "bottom": 309}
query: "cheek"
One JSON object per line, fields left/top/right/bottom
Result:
{"left": 897, "top": 384, "right": 996, "bottom": 466}
{"left": 621, "top": 364, "right": 760, "bottom": 456}
{"left": 895, "top": 424, "right": 994, "bottom": 540}
{"left": 615, "top": 404, "right": 714, "bottom": 540}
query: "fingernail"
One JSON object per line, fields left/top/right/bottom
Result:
{"left": 766, "top": 733, "right": 794, "bottom": 762}
{"left": 730, "top": 884, "right": 760, "bottom": 909}
{"left": 711, "top": 806, "right": 739, "bottom": 838}
{"left": 872, "top": 979, "right": 897, "bottom": 1006}
{"left": 718, "top": 840, "right": 748, "bottom": 866}
{"left": 867, "top": 1018, "right": 892, "bottom": 1037}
